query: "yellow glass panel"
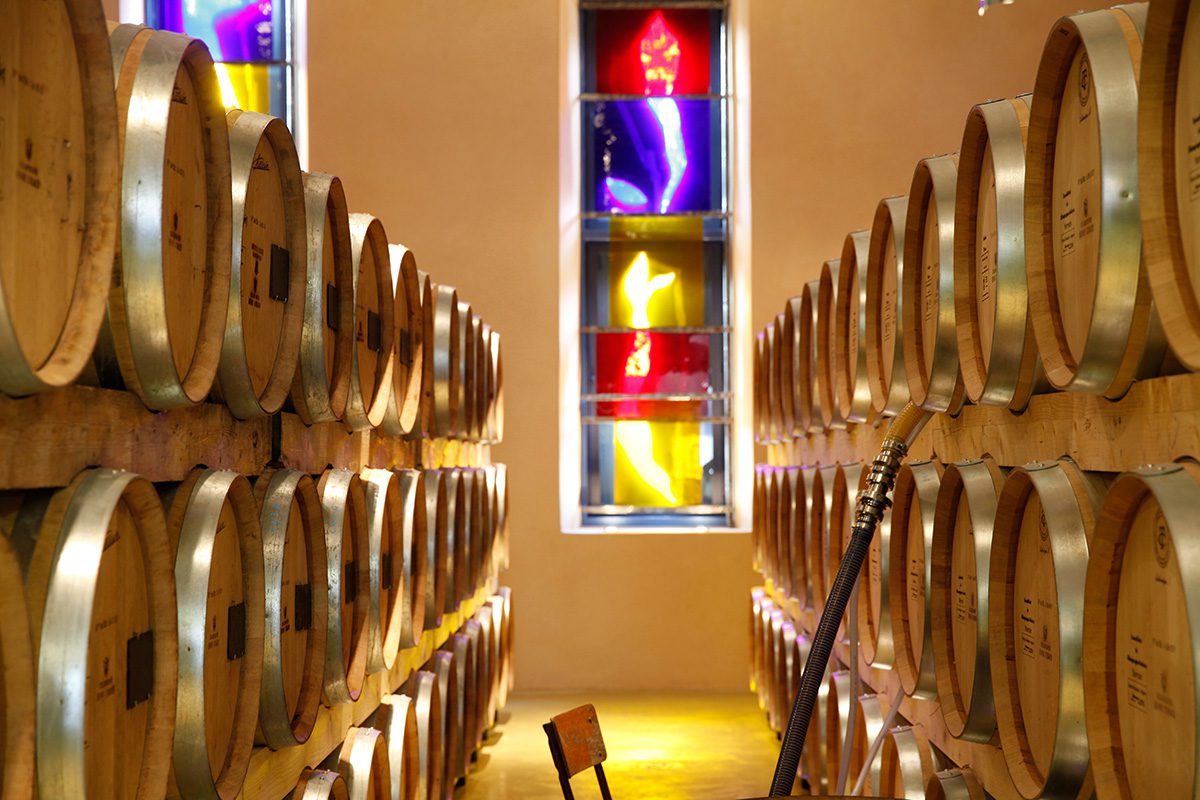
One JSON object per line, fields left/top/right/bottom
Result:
{"left": 214, "top": 62, "right": 272, "bottom": 114}
{"left": 613, "top": 420, "right": 703, "bottom": 507}
{"left": 608, "top": 217, "right": 705, "bottom": 328}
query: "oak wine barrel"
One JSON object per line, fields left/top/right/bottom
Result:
{"left": 767, "top": 467, "right": 790, "bottom": 596}
{"left": 778, "top": 466, "right": 808, "bottom": 606}
{"left": 380, "top": 243, "right": 423, "bottom": 436}
{"left": 852, "top": 693, "right": 887, "bottom": 796}
{"left": 343, "top": 214, "right": 395, "bottom": 431}
{"left": 411, "top": 270, "right": 435, "bottom": 438}
{"left": 162, "top": 469, "right": 265, "bottom": 799}
{"left": 780, "top": 296, "right": 803, "bottom": 437}
{"left": 442, "top": 469, "right": 467, "bottom": 614}
{"left": 318, "top": 469, "right": 370, "bottom": 706}
{"left": 489, "top": 327, "right": 505, "bottom": 443}
{"left": 750, "top": 588, "right": 766, "bottom": 702}
{"left": 394, "top": 469, "right": 429, "bottom": 649}
{"left": 802, "top": 655, "right": 833, "bottom": 794}
{"left": 476, "top": 603, "right": 499, "bottom": 733}
{"left": 291, "top": 171, "right": 353, "bottom": 424}
{"left": 463, "top": 617, "right": 488, "bottom": 747}
{"left": 903, "top": 153, "right": 966, "bottom": 415}
{"left": 774, "top": 619, "right": 800, "bottom": 742}
{"left": 422, "top": 469, "right": 449, "bottom": 630}
{"left": 766, "top": 608, "right": 785, "bottom": 731}
{"left": 809, "top": 465, "right": 839, "bottom": 618}
{"left": 456, "top": 301, "right": 475, "bottom": 441}
{"left": 752, "top": 468, "right": 766, "bottom": 574}
{"left": 97, "top": 25, "right": 231, "bottom": 410}
{"left": 3, "top": 469, "right": 177, "bottom": 799}
{"left": 931, "top": 456, "right": 1005, "bottom": 742}
{"left": 816, "top": 258, "right": 846, "bottom": 430}
{"left": 470, "top": 315, "right": 487, "bottom": 441}
{"left": 772, "top": 311, "right": 789, "bottom": 439}
{"left": 429, "top": 651, "right": 460, "bottom": 798}
{"left": 825, "top": 669, "right": 865, "bottom": 791}
{"left": 1026, "top": 4, "right": 1171, "bottom": 398}
{"left": 955, "top": 95, "right": 1046, "bottom": 411}
{"left": 0, "top": 0, "right": 119, "bottom": 395}
{"left": 799, "top": 279, "right": 822, "bottom": 433}
{"left": 407, "top": 669, "right": 444, "bottom": 800}
{"left": 879, "top": 724, "right": 936, "bottom": 800}
{"left": 926, "top": 767, "right": 987, "bottom": 800}
{"left": 754, "top": 331, "right": 767, "bottom": 443}
{"left": 754, "top": 595, "right": 775, "bottom": 713}
{"left": 858, "top": 462, "right": 897, "bottom": 668}
{"left": 835, "top": 229, "right": 875, "bottom": 423}
{"left": 990, "top": 459, "right": 1105, "bottom": 799}
{"left": 445, "top": 632, "right": 478, "bottom": 782}
{"left": 482, "top": 323, "right": 497, "bottom": 442}
{"left": 216, "top": 109, "right": 306, "bottom": 418}
{"left": 487, "top": 592, "right": 510, "bottom": 715}
{"left": 866, "top": 196, "right": 911, "bottom": 417}
{"left": 376, "top": 694, "right": 421, "bottom": 800}
{"left": 764, "top": 320, "right": 781, "bottom": 440}
{"left": 1083, "top": 461, "right": 1200, "bottom": 800}
{"left": 429, "top": 285, "right": 460, "bottom": 438}
{"left": 360, "top": 468, "right": 406, "bottom": 673}
{"left": 829, "top": 463, "right": 864, "bottom": 659}
{"left": 495, "top": 462, "right": 510, "bottom": 572}
{"left": 336, "top": 725, "right": 391, "bottom": 800}
{"left": 294, "top": 769, "right": 349, "bottom": 800}
{"left": 1141, "top": 0, "right": 1200, "bottom": 371}
{"left": 890, "top": 459, "right": 944, "bottom": 698}
{"left": 253, "top": 469, "right": 328, "bottom": 749}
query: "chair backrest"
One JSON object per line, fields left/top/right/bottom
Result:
{"left": 545, "top": 703, "right": 612, "bottom": 800}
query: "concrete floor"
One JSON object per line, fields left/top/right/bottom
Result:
{"left": 458, "top": 691, "right": 781, "bottom": 799}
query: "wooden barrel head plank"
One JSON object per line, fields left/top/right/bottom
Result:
{"left": 817, "top": 259, "right": 846, "bottom": 430}
{"left": 102, "top": 26, "right": 231, "bottom": 409}
{"left": 381, "top": 244, "right": 423, "bottom": 436}
{"left": 318, "top": 469, "right": 370, "bottom": 706}
{"left": 377, "top": 694, "right": 421, "bottom": 800}
{"left": 292, "top": 172, "right": 353, "bottom": 423}
{"left": 1141, "top": 0, "right": 1200, "bottom": 371}
{"left": 931, "top": 456, "right": 1004, "bottom": 742}
{"left": 879, "top": 724, "right": 935, "bottom": 800}
{"left": 1084, "top": 462, "right": 1200, "bottom": 800}
{"left": 217, "top": 110, "right": 305, "bottom": 418}
{"left": 360, "top": 468, "right": 404, "bottom": 674}
{"left": 13, "top": 470, "right": 176, "bottom": 799}
{"left": 866, "top": 196, "right": 910, "bottom": 417}
{"left": 0, "top": 0, "right": 118, "bottom": 395}
{"left": 254, "top": 469, "right": 327, "bottom": 749}
{"left": 835, "top": 229, "right": 875, "bottom": 423}
{"left": 295, "top": 768, "right": 350, "bottom": 800}
{"left": 421, "top": 470, "right": 448, "bottom": 630}
{"left": 955, "top": 95, "right": 1045, "bottom": 410}
{"left": 163, "top": 469, "right": 264, "bottom": 799}
{"left": 1027, "top": 5, "right": 1168, "bottom": 397}
{"left": 890, "top": 460, "right": 943, "bottom": 698}
{"left": 343, "top": 214, "right": 395, "bottom": 431}
{"left": 903, "top": 154, "right": 966, "bottom": 414}
{"left": 407, "top": 669, "right": 444, "bottom": 800}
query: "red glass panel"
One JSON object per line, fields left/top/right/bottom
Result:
{"left": 595, "top": 332, "right": 709, "bottom": 418}
{"left": 594, "top": 9, "right": 712, "bottom": 96}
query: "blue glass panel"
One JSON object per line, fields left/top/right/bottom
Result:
{"left": 149, "top": 0, "right": 283, "bottom": 62}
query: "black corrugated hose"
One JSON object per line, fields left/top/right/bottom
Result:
{"left": 766, "top": 404, "right": 931, "bottom": 797}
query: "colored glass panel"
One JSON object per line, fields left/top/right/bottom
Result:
{"left": 594, "top": 331, "right": 710, "bottom": 419}
{"left": 606, "top": 217, "right": 706, "bottom": 327}
{"left": 213, "top": 63, "right": 280, "bottom": 114}
{"left": 613, "top": 420, "right": 703, "bottom": 507}
{"left": 591, "top": 9, "right": 713, "bottom": 96}
{"left": 152, "top": 0, "right": 280, "bottom": 62}
{"left": 586, "top": 99, "right": 718, "bottom": 214}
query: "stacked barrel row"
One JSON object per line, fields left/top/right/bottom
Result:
{"left": 0, "top": 462, "right": 512, "bottom": 800}
{"left": 752, "top": 453, "right": 1200, "bottom": 800}
{"left": 2, "top": 6, "right": 504, "bottom": 443}
{"left": 754, "top": 0, "right": 1200, "bottom": 446}
{"left": 294, "top": 592, "right": 514, "bottom": 800}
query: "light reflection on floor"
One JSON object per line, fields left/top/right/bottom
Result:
{"left": 459, "top": 691, "right": 782, "bottom": 799}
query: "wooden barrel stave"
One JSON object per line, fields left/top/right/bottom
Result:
{"left": 216, "top": 110, "right": 306, "bottom": 419}
{"left": 254, "top": 468, "right": 328, "bottom": 749}
{"left": 163, "top": 469, "right": 264, "bottom": 799}
{"left": 291, "top": 172, "right": 353, "bottom": 424}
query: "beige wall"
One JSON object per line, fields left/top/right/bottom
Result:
{"left": 749, "top": 0, "right": 1115, "bottom": 331}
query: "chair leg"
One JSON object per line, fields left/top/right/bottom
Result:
{"left": 595, "top": 763, "right": 613, "bottom": 800}
{"left": 543, "top": 722, "right": 576, "bottom": 800}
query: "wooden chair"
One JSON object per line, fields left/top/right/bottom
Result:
{"left": 544, "top": 703, "right": 612, "bottom": 800}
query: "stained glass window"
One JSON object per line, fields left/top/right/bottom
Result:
{"left": 146, "top": 0, "right": 294, "bottom": 124}
{"left": 579, "top": 1, "right": 730, "bottom": 528}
